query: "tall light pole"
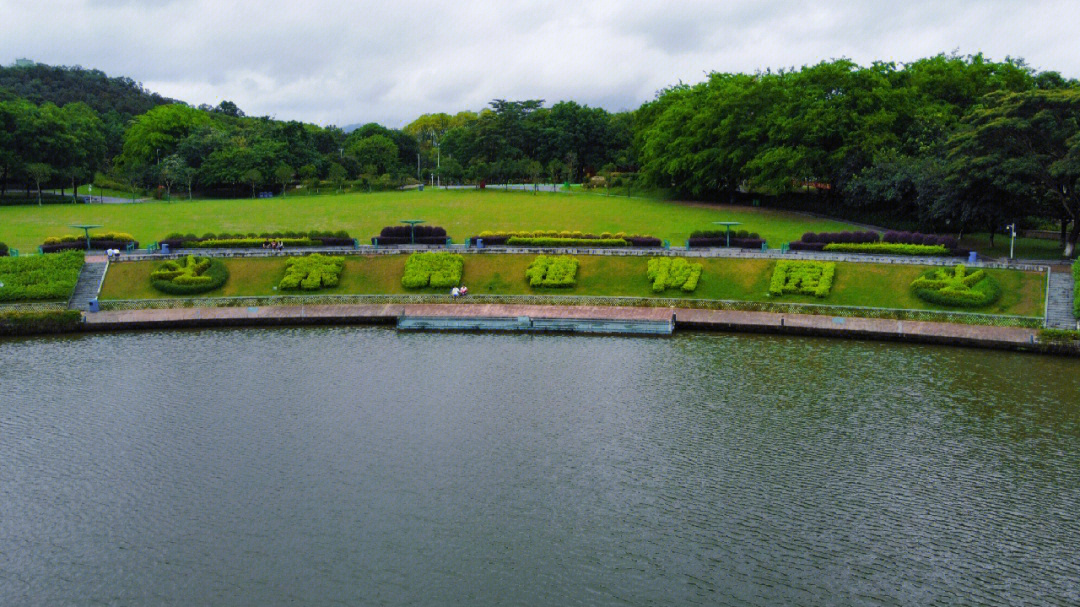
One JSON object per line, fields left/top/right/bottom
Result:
{"left": 1007, "top": 223, "right": 1017, "bottom": 260}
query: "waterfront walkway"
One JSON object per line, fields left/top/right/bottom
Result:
{"left": 83, "top": 303, "right": 1042, "bottom": 351}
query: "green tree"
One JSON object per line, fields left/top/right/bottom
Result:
{"left": 274, "top": 162, "right": 294, "bottom": 196}
{"left": 327, "top": 162, "right": 346, "bottom": 193}
{"left": 347, "top": 135, "right": 398, "bottom": 175}
{"left": 26, "top": 162, "right": 52, "bottom": 205}
{"left": 298, "top": 163, "right": 318, "bottom": 193}
{"left": 242, "top": 167, "right": 262, "bottom": 198}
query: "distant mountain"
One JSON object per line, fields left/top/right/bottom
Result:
{"left": 341, "top": 123, "right": 363, "bottom": 133}
{"left": 0, "top": 61, "right": 175, "bottom": 117}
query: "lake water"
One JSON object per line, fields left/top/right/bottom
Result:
{"left": 2, "top": 328, "right": 1079, "bottom": 606}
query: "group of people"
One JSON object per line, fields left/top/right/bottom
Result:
{"left": 105, "top": 248, "right": 122, "bottom": 261}
{"left": 262, "top": 240, "right": 286, "bottom": 250}
{"left": 451, "top": 285, "right": 469, "bottom": 297}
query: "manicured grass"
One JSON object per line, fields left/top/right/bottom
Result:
{"left": 100, "top": 254, "right": 1046, "bottom": 316}
{"left": 0, "top": 189, "right": 863, "bottom": 252}
{"left": 961, "top": 234, "right": 1069, "bottom": 260}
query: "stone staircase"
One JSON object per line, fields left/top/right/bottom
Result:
{"left": 67, "top": 260, "right": 108, "bottom": 311}
{"left": 1045, "top": 266, "right": 1077, "bottom": 329}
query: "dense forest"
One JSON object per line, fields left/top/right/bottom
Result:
{"left": 1, "top": 55, "right": 1079, "bottom": 254}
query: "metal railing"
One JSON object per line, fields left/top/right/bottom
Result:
{"left": 97, "top": 293, "right": 1044, "bottom": 328}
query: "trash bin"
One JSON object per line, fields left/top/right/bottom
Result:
{"left": 418, "top": 184, "right": 424, "bottom": 191}
{"left": 967, "top": 251, "right": 977, "bottom": 263}
{"left": 87, "top": 298, "right": 99, "bottom": 313}
{"left": 161, "top": 243, "right": 170, "bottom": 254}
{"left": 476, "top": 238, "right": 483, "bottom": 249}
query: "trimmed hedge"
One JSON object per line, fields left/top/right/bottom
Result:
{"left": 525, "top": 255, "right": 579, "bottom": 288}
{"left": 185, "top": 237, "right": 316, "bottom": 248}
{"left": 373, "top": 225, "right": 448, "bottom": 245}
{"left": 506, "top": 237, "right": 628, "bottom": 247}
{"left": 159, "top": 230, "right": 352, "bottom": 250}
{"left": 0, "top": 242, "right": 7, "bottom": 256}
{"left": 0, "top": 250, "right": 84, "bottom": 301}
{"left": 687, "top": 237, "right": 765, "bottom": 249}
{"left": 279, "top": 255, "right": 344, "bottom": 290}
{"left": 150, "top": 256, "right": 229, "bottom": 295}
{"left": 401, "top": 252, "right": 464, "bottom": 289}
{"left": 44, "top": 231, "right": 136, "bottom": 245}
{"left": 910, "top": 265, "right": 1002, "bottom": 308}
{"left": 1074, "top": 261, "right": 1079, "bottom": 319}
{"left": 769, "top": 261, "right": 835, "bottom": 298}
{"left": 823, "top": 243, "right": 949, "bottom": 256}
{"left": 792, "top": 230, "right": 961, "bottom": 254}
{"left": 647, "top": 257, "right": 702, "bottom": 293}
{"left": 0, "top": 310, "right": 83, "bottom": 336}
{"left": 473, "top": 230, "right": 661, "bottom": 247}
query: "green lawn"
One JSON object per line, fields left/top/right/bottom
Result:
{"left": 961, "top": 234, "right": 1070, "bottom": 260}
{"left": 0, "top": 189, "right": 862, "bottom": 252}
{"left": 100, "top": 254, "right": 1045, "bottom": 317}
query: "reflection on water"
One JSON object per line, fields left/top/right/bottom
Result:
{"left": 1, "top": 328, "right": 1078, "bottom": 605}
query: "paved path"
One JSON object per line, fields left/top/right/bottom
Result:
{"left": 1046, "top": 265, "right": 1077, "bottom": 329}
{"left": 68, "top": 257, "right": 108, "bottom": 311}
{"left": 83, "top": 303, "right": 1043, "bottom": 352}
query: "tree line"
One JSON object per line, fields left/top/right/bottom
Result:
{"left": 1, "top": 55, "right": 1079, "bottom": 254}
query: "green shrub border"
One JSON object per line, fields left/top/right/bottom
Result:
{"left": 150, "top": 257, "right": 229, "bottom": 295}
{"left": 0, "top": 310, "right": 83, "bottom": 336}
{"left": 823, "top": 243, "right": 949, "bottom": 256}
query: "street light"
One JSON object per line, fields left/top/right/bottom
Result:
{"left": 400, "top": 219, "right": 425, "bottom": 245}
{"left": 1006, "top": 223, "right": 1017, "bottom": 260}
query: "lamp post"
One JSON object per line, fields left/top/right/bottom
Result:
{"left": 400, "top": 219, "right": 425, "bottom": 245}
{"left": 1007, "top": 223, "right": 1017, "bottom": 260}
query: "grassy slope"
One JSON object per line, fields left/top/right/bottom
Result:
{"left": 0, "top": 189, "right": 861, "bottom": 252}
{"left": 100, "top": 255, "right": 1045, "bottom": 317}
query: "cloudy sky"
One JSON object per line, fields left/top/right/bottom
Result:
{"left": 3, "top": 0, "right": 1079, "bottom": 127}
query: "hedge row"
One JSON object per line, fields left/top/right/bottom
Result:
{"left": 280, "top": 255, "right": 344, "bottom": 290}
{"left": 41, "top": 239, "right": 141, "bottom": 253}
{"left": 0, "top": 242, "right": 8, "bottom": 256}
{"left": 792, "top": 230, "right": 959, "bottom": 253}
{"left": 183, "top": 237, "right": 316, "bottom": 249}
{"left": 150, "top": 256, "right": 229, "bottom": 295}
{"left": 647, "top": 257, "right": 702, "bottom": 293}
{"left": 0, "top": 310, "right": 83, "bottom": 336}
{"left": 44, "top": 231, "right": 136, "bottom": 245}
{"left": 687, "top": 237, "right": 764, "bottom": 249}
{"left": 690, "top": 229, "right": 760, "bottom": 239}
{"left": 506, "top": 237, "right": 629, "bottom": 247}
{"left": 160, "top": 230, "right": 352, "bottom": 249}
{"left": 374, "top": 225, "right": 448, "bottom": 245}
{"left": 910, "top": 265, "right": 1001, "bottom": 308}
{"left": 769, "top": 261, "right": 835, "bottom": 298}
{"left": 0, "top": 250, "right": 84, "bottom": 302}
{"left": 525, "top": 255, "right": 579, "bottom": 288}
{"left": 1074, "top": 261, "right": 1079, "bottom": 319}
{"left": 401, "top": 252, "right": 464, "bottom": 289}
{"left": 473, "top": 231, "right": 660, "bottom": 247}
{"left": 823, "top": 243, "right": 949, "bottom": 256}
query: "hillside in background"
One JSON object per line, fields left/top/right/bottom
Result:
{"left": 0, "top": 62, "right": 174, "bottom": 118}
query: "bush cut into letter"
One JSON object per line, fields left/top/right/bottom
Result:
{"left": 910, "top": 265, "right": 1002, "bottom": 308}
{"left": 401, "top": 252, "right": 464, "bottom": 288}
{"left": 647, "top": 257, "right": 702, "bottom": 293}
{"left": 279, "top": 254, "right": 345, "bottom": 291}
{"left": 525, "top": 255, "right": 579, "bottom": 288}
{"left": 150, "top": 255, "right": 229, "bottom": 295}
{"left": 769, "top": 261, "right": 836, "bottom": 298}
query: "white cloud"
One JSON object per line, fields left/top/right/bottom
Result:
{"left": 3, "top": 0, "right": 1079, "bottom": 127}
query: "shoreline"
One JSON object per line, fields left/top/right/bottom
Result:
{"left": 67, "top": 302, "right": 1079, "bottom": 356}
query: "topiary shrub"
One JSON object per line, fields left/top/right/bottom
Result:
{"left": 401, "top": 252, "right": 464, "bottom": 288}
{"left": 647, "top": 257, "right": 702, "bottom": 293}
{"left": 525, "top": 255, "right": 579, "bottom": 288}
{"left": 150, "top": 255, "right": 229, "bottom": 295}
{"left": 910, "top": 265, "right": 1002, "bottom": 308}
{"left": 769, "top": 261, "right": 835, "bottom": 298}
{"left": 279, "top": 254, "right": 344, "bottom": 290}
